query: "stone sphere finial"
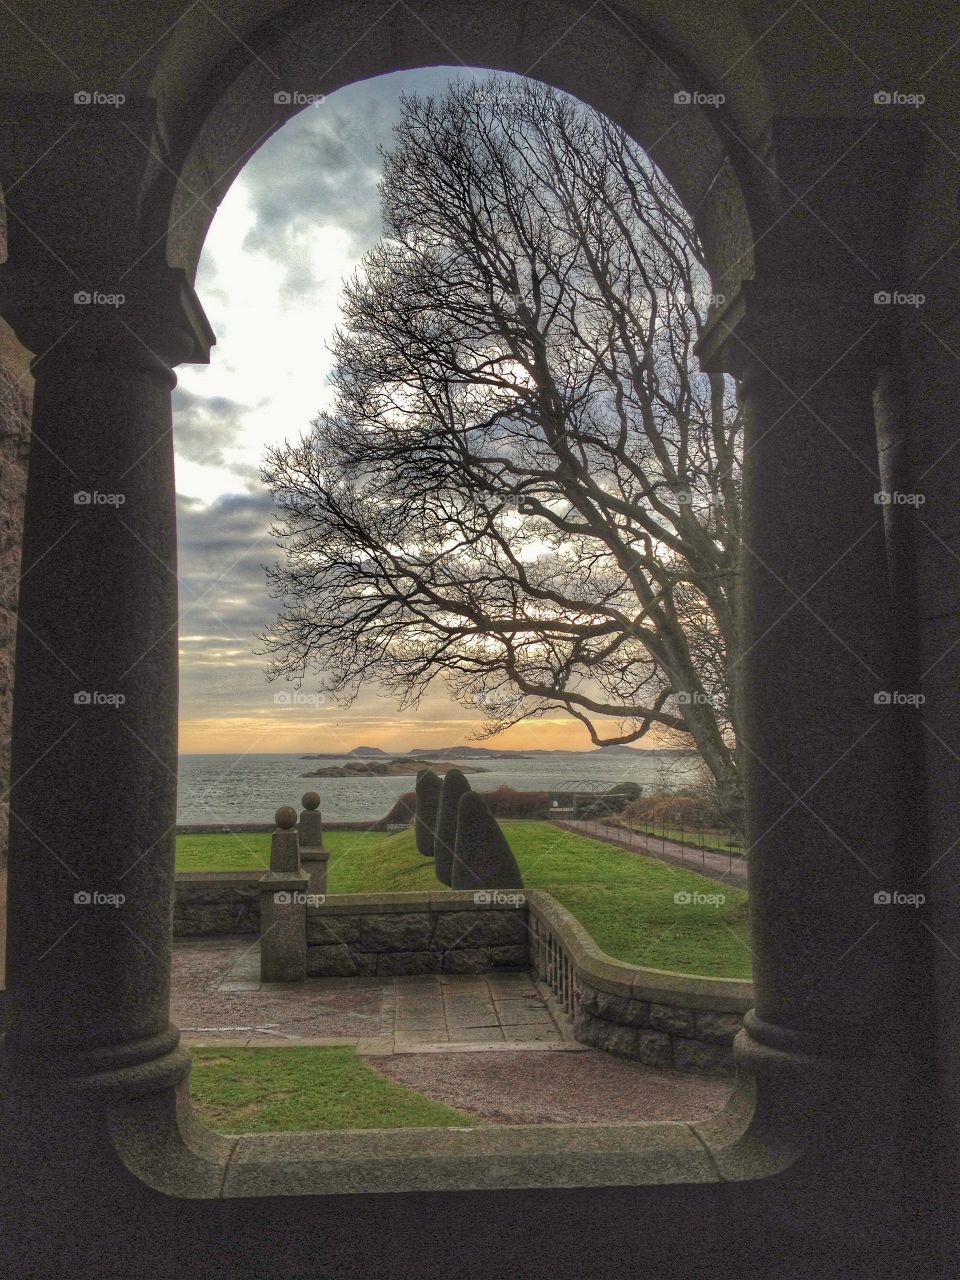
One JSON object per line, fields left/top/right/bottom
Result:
{"left": 275, "top": 805, "right": 298, "bottom": 830}
{"left": 301, "top": 791, "right": 321, "bottom": 811}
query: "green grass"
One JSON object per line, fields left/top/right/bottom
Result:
{"left": 626, "top": 823, "right": 744, "bottom": 854}
{"left": 176, "top": 822, "right": 751, "bottom": 979}
{"left": 189, "top": 1045, "right": 478, "bottom": 1133}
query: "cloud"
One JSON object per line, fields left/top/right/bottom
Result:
{"left": 172, "top": 387, "right": 250, "bottom": 467}
{"left": 237, "top": 68, "right": 489, "bottom": 297}
{"left": 177, "top": 488, "right": 276, "bottom": 639}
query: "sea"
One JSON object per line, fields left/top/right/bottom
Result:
{"left": 176, "top": 752, "right": 700, "bottom": 825}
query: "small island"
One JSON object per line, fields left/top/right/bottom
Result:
{"left": 303, "top": 756, "right": 487, "bottom": 778}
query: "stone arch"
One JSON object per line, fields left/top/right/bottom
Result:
{"left": 145, "top": 0, "right": 762, "bottom": 301}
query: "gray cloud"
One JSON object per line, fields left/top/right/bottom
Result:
{"left": 239, "top": 68, "right": 489, "bottom": 297}
{"left": 172, "top": 387, "right": 249, "bottom": 467}
{"left": 176, "top": 68, "right": 504, "bottom": 731}
{"left": 178, "top": 490, "right": 275, "bottom": 630}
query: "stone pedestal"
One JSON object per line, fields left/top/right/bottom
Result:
{"left": 258, "top": 873, "right": 311, "bottom": 983}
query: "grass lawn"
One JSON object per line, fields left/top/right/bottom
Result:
{"left": 176, "top": 822, "right": 751, "bottom": 979}
{"left": 626, "top": 823, "right": 744, "bottom": 854}
{"left": 189, "top": 1045, "right": 477, "bottom": 1133}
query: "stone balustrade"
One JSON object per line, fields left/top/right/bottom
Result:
{"left": 528, "top": 891, "right": 750, "bottom": 1074}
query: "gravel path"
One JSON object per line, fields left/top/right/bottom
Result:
{"left": 372, "top": 1049, "right": 732, "bottom": 1124}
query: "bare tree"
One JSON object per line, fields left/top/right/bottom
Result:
{"left": 261, "top": 76, "right": 743, "bottom": 819}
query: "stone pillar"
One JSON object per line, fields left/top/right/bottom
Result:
{"left": 0, "top": 106, "right": 226, "bottom": 1270}
{"left": 698, "top": 281, "right": 916, "bottom": 1173}
{"left": 298, "top": 790, "right": 330, "bottom": 896}
{"left": 0, "top": 261, "right": 214, "bottom": 1093}
{"left": 259, "top": 806, "right": 309, "bottom": 982}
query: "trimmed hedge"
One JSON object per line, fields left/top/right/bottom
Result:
{"left": 414, "top": 769, "right": 442, "bottom": 858}
{"left": 451, "top": 791, "right": 524, "bottom": 891}
{"left": 434, "top": 768, "right": 472, "bottom": 886}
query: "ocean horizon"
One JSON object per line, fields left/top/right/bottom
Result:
{"left": 176, "top": 750, "right": 699, "bottom": 825}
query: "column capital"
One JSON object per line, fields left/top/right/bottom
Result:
{"left": 0, "top": 260, "right": 215, "bottom": 371}
{"left": 696, "top": 278, "right": 892, "bottom": 385}
{"left": 0, "top": 92, "right": 215, "bottom": 369}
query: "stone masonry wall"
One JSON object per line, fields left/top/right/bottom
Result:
{"left": 306, "top": 893, "right": 529, "bottom": 977}
{"left": 0, "top": 216, "right": 33, "bottom": 868}
{"left": 528, "top": 892, "right": 751, "bottom": 1074}
{"left": 571, "top": 984, "right": 743, "bottom": 1073}
{"left": 174, "top": 872, "right": 261, "bottom": 935}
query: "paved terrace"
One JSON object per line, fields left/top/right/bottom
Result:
{"left": 174, "top": 937, "right": 732, "bottom": 1124}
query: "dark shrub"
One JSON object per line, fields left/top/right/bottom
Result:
{"left": 414, "top": 769, "right": 442, "bottom": 857}
{"left": 381, "top": 790, "right": 416, "bottom": 827}
{"left": 479, "top": 786, "right": 549, "bottom": 818}
{"left": 435, "top": 769, "right": 472, "bottom": 886}
{"left": 451, "top": 791, "right": 524, "bottom": 890}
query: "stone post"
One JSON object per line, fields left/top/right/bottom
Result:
{"left": 298, "top": 790, "right": 330, "bottom": 896}
{"left": 259, "top": 806, "right": 309, "bottom": 982}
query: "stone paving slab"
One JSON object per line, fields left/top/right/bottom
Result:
{"left": 173, "top": 938, "right": 565, "bottom": 1049}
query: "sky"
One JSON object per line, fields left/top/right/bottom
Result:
{"left": 173, "top": 67, "right": 663, "bottom": 757}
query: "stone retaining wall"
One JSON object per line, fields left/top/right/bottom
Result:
{"left": 305, "top": 892, "right": 529, "bottom": 977}
{"left": 528, "top": 892, "right": 751, "bottom": 1074}
{"left": 174, "top": 872, "right": 260, "bottom": 936}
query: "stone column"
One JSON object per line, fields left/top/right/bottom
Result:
{"left": 0, "top": 261, "right": 214, "bottom": 1094}
{"left": 259, "top": 806, "right": 310, "bottom": 982}
{"left": 698, "top": 282, "right": 915, "bottom": 1169}
{"left": 298, "top": 790, "right": 330, "bottom": 896}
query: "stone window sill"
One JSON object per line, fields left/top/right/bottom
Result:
{"left": 107, "top": 1064, "right": 802, "bottom": 1201}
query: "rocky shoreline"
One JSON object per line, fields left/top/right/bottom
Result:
{"left": 303, "top": 757, "right": 486, "bottom": 779}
